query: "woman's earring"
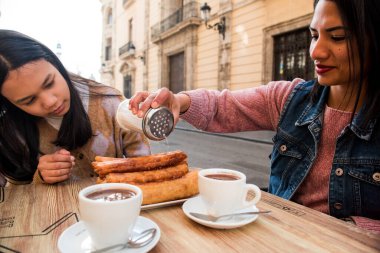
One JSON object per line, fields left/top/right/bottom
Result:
{"left": 0, "top": 108, "right": 6, "bottom": 118}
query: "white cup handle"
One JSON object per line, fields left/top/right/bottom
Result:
{"left": 242, "top": 184, "right": 261, "bottom": 207}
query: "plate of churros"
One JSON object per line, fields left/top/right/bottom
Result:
{"left": 91, "top": 150, "right": 199, "bottom": 208}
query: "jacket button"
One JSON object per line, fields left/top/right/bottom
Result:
{"left": 335, "top": 168, "right": 344, "bottom": 176}
{"left": 334, "top": 202, "right": 343, "bottom": 210}
{"left": 280, "top": 145, "right": 287, "bottom": 152}
{"left": 373, "top": 172, "right": 380, "bottom": 182}
{"left": 78, "top": 153, "right": 84, "bottom": 160}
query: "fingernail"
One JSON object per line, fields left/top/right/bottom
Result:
{"left": 152, "top": 102, "right": 158, "bottom": 108}
{"left": 138, "top": 111, "right": 144, "bottom": 117}
{"left": 71, "top": 156, "right": 75, "bottom": 161}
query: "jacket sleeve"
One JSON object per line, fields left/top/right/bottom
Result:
{"left": 89, "top": 91, "right": 151, "bottom": 159}
{"left": 110, "top": 96, "right": 151, "bottom": 157}
{"left": 120, "top": 127, "right": 151, "bottom": 157}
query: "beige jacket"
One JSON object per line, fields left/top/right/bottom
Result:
{"left": 34, "top": 80, "right": 150, "bottom": 182}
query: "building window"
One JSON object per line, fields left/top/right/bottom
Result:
{"left": 105, "top": 38, "right": 112, "bottom": 61}
{"left": 273, "top": 28, "right": 314, "bottom": 81}
{"left": 123, "top": 75, "right": 132, "bottom": 98}
{"left": 105, "top": 46, "right": 111, "bottom": 61}
{"left": 128, "top": 18, "right": 133, "bottom": 42}
{"left": 107, "top": 9, "right": 113, "bottom": 25}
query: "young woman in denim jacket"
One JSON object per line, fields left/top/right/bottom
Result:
{"left": 0, "top": 30, "right": 150, "bottom": 185}
{"left": 129, "top": 0, "right": 380, "bottom": 232}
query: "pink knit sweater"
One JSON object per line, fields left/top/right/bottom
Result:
{"left": 180, "top": 79, "right": 380, "bottom": 233}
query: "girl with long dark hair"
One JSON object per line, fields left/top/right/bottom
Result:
{"left": 0, "top": 30, "right": 150, "bottom": 185}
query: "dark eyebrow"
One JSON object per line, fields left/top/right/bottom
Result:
{"left": 15, "top": 73, "right": 52, "bottom": 104}
{"left": 309, "top": 26, "right": 349, "bottom": 32}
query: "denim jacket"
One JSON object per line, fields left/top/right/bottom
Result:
{"left": 269, "top": 80, "right": 380, "bottom": 219}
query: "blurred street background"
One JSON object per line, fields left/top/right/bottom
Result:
{"left": 0, "top": 0, "right": 314, "bottom": 189}
{"left": 150, "top": 121, "right": 275, "bottom": 189}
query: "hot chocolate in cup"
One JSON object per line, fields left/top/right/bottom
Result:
{"left": 198, "top": 168, "right": 261, "bottom": 217}
{"left": 78, "top": 183, "right": 142, "bottom": 249}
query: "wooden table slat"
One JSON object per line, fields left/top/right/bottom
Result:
{"left": 1, "top": 177, "right": 379, "bottom": 253}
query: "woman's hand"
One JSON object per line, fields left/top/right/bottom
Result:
{"left": 129, "top": 87, "right": 190, "bottom": 124}
{"left": 37, "top": 149, "right": 75, "bottom": 184}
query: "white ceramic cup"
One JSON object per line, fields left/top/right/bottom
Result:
{"left": 198, "top": 168, "right": 261, "bottom": 216}
{"left": 78, "top": 183, "right": 142, "bottom": 249}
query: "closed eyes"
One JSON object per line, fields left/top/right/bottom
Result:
{"left": 24, "top": 81, "right": 54, "bottom": 106}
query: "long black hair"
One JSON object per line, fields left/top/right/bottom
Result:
{"left": 312, "top": 0, "right": 380, "bottom": 125}
{"left": 0, "top": 30, "right": 93, "bottom": 182}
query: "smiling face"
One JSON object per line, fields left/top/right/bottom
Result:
{"left": 1, "top": 59, "right": 70, "bottom": 117}
{"left": 310, "top": 0, "right": 359, "bottom": 88}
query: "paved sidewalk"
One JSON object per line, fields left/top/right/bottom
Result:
{"left": 175, "top": 120, "right": 275, "bottom": 144}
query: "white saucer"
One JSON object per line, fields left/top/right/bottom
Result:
{"left": 182, "top": 196, "right": 259, "bottom": 229}
{"left": 57, "top": 216, "right": 160, "bottom": 253}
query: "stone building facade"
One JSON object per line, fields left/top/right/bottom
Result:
{"left": 99, "top": 0, "right": 314, "bottom": 97}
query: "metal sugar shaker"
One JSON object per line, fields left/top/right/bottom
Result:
{"left": 142, "top": 107, "right": 174, "bottom": 141}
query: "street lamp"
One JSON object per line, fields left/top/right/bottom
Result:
{"left": 200, "top": 2, "right": 226, "bottom": 40}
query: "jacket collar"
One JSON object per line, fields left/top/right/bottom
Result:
{"left": 349, "top": 106, "right": 377, "bottom": 140}
{"left": 295, "top": 84, "right": 377, "bottom": 141}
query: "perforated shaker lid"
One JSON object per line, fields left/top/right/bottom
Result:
{"left": 142, "top": 107, "right": 174, "bottom": 141}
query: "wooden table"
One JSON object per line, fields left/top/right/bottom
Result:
{"left": 1, "top": 177, "right": 379, "bottom": 253}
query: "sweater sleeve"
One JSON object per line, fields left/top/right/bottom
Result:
{"left": 351, "top": 216, "right": 380, "bottom": 234}
{"left": 180, "top": 78, "right": 303, "bottom": 133}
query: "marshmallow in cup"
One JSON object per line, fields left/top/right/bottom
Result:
{"left": 78, "top": 183, "right": 142, "bottom": 249}
{"left": 198, "top": 168, "right": 261, "bottom": 217}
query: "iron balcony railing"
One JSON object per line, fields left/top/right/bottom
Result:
{"left": 119, "top": 41, "right": 135, "bottom": 56}
{"left": 151, "top": 1, "right": 200, "bottom": 40}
